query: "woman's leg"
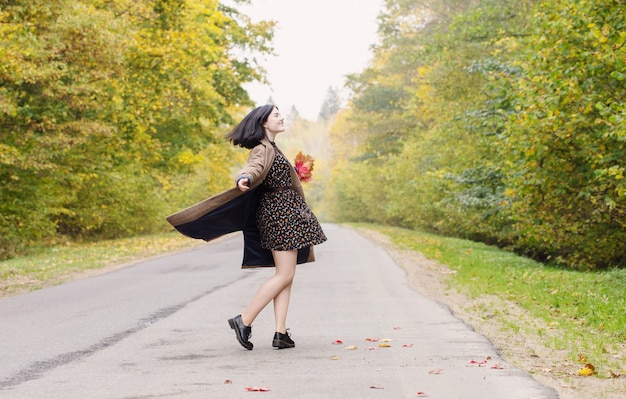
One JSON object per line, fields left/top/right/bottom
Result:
{"left": 273, "top": 279, "right": 292, "bottom": 334}
{"left": 241, "top": 249, "right": 297, "bottom": 327}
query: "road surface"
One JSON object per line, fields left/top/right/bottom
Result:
{"left": 0, "top": 224, "right": 557, "bottom": 398}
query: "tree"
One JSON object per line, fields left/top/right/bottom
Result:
{"left": 0, "top": 0, "right": 274, "bottom": 259}
{"left": 318, "top": 86, "right": 342, "bottom": 122}
{"left": 501, "top": 0, "right": 626, "bottom": 268}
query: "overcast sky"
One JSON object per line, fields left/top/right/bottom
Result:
{"left": 237, "top": 0, "right": 383, "bottom": 120}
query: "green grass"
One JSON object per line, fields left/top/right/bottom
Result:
{"left": 351, "top": 223, "right": 626, "bottom": 375}
{"left": 0, "top": 231, "right": 201, "bottom": 296}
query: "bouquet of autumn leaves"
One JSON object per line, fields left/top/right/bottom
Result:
{"left": 294, "top": 151, "right": 314, "bottom": 182}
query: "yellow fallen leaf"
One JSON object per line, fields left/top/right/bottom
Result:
{"left": 378, "top": 343, "right": 391, "bottom": 348}
{"left": 577, "top": 363, "right": 595, "bottom": 376}
{"left": 379, "top": 338, "right": 392, "bottom": 342}
{"left": 577, "top": 354, "right": 587, "bottom": 363}
{"left": 330, "top": 356, "right": 340, "bottom": 360}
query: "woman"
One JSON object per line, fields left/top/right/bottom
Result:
{"left": 224, "top": 104, "right": 326, "bottom": 350}
{"left": 166, "top": 105, "right": 318, "bottom": 353}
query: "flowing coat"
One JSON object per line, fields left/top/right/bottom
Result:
{"left": 165, "top": 138, "right": 315, "bottom": 268}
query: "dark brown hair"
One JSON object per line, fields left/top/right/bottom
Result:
{"left": 225, "top": 104, "right": 276, "bottom": 149}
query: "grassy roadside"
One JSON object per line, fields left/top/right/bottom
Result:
{"left": 0, "top": 231, "right": 202, "bottom": 297}
{"left": 351, "top": 223, "right": 625, "bottom": 380}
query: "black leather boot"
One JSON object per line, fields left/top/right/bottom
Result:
{"left": 272, "top": 331, "right": 295, "bottom": 349}
{"left": 228, "top": 315, "right": 253, "bottom": 350}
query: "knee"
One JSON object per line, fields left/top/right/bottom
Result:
{"left": 275, "top": 270, "right": 295, "bottom": 285}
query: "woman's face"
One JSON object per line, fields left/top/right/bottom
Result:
{"left": 263, "top": 107, "right": 285, "bottom": 135}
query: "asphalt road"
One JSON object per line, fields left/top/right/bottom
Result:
{"left": 0, "top": 224, "right": 558, "bottom": 399}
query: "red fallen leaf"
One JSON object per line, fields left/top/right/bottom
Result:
{"left": 490, "top": 364, "right": 505, "bottom": 369}
{"left": 402, "top": 344, "right": 414, "bottom": 348}
{"left": 245, "top": 387, "right": 271, "bottom": 392}
{"left": 332, "top": 339, "right": 343, "bottom": 345}
{"left": 370, "top": 386, "right": 384, "bottom": 389}
{"left": 428, "top": 369, "right": 443, "bottom": 374}
{"left": 470, "top": 359, "right": 488, "bottom": 365}
{"left": 417, "top": 392, "right": 429, "bottom": 397}
{"left": 366, "top": 347, "right": 380, "bottom": 351}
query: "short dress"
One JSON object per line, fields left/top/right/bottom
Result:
{"left": 256, "top": 144, "right": 327, "bottom": 251}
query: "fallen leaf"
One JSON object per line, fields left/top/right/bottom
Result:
{"left": 330, "top": 356, "right": 340, "bottom": 360}
{"left": 469, "top": 359, "right": 488, "bottom": 365}
{"left": 379, "top": 338, "right": 392, "bottom": 342}
{"left": 417, "top": 391, "right": 429, "bottom": 397}
{"left": 370, "top": 386, "right": 384, "bottom": 389}
{"left": 490, "top": 364, "right": 505, "bottom": 369}
{"left": 577, "top": 354, "right": 587, "bottom": 363}
{"left": 577, "top": 363, "right": 595, "bottom": 376}
{"left": 224, "top": 379, "right": 233, "bottom": 384}
{"left": 378, "top": 343, "right": 391, "bottom": 348}
{"left": 609, "top": 370, "right": 620, "bottom": 378}
{"left": 366, "top": 347, "right": 380, "bottom": 351}
{"left": 332, "top": 339, "right": 343, "bottom": 345}
{"left": 345, "top": 345, "right": 358, "bottom": 350}
{"left": 365, "top": 337, "right": 380, "bottom": 342}
{"left": 393, "top": 326, "right": 402, "bottom": 330}
{"left": 428, "top": 369, "right": 443, "bottom": 375}
{"left": 245, "top": 387, "right": 271, "bottom": 392}
{"left": 402, "top": 344, "right": 414, "bottom": 348}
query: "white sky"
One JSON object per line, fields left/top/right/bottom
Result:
{"left": 237, "top": 0, "right": 383, "bottom": 120}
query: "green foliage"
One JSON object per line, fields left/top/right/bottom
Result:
{"left": 330, "top": 0, "right": 530, "bottom": 240}
{"left": 502, "top": 0, "right": 626, "bottom": 269}
{"left": 0, "top": 0, "right": 274, "bottom": 259}
{"left": 328, "top": 0, "right": 626, "bottom": 269}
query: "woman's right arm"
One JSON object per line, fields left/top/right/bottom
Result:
{"left": 236, "top": 144, "right": 266, "bottom": 191}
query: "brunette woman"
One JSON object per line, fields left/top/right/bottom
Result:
{"left": 224, "top": 104, "right": 326, "bottom": 350}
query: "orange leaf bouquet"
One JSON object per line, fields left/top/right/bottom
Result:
{"left": 294, "top": 151, "right": 315, "bottom": 182}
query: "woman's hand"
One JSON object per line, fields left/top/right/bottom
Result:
{"left": 237, "top": 178, "right": 250, "bottom": 192}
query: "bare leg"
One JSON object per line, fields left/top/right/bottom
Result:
{"left": 241, "top": 249, "right": 297, "bottom": 327}
{"left": 273, "top": 280, "right": 292, "bottom": 333}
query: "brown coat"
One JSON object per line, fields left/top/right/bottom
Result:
{"left": 165, "top": 138, "right": 315, "bottom": 267}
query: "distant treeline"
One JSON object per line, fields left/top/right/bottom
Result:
{"left": 326, "top": 0, "right": 626, "bottom": 270}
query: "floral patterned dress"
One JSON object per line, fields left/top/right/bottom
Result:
{"left": 256, "top": 144, "right": 327, "bottom": 251}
